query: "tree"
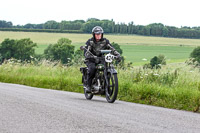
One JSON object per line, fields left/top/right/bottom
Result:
{"left": 111, "top": 42, "right": 123, "bottom": 55}
{"left": 144, "top": 54, "right": 166, "bottom": 69}
{"left": 15, "top": 38, "right": 37, "bottom": 61}
{"left": 150, "top": 54, "right": 166, "bottom": 69}
{"left": 150, "top": 56, "right": 161, "bottom": 69}
{"left": 74, "top": 49, "right": 84, "bottom": 64}
{"left": 190, "top": 46, "right": 200, "bottom": 63}
{"left": 44, "top": 20, "right": 59, "bottom": 29}
{"left": 111, "top": 42, "right": 125, "bottom": 67}
{"left": 0, "top": 20, "right": 13, "bottom": 28}
{"left": 44, "top": 38, "right": 74, "bottom": 64}
{"left": 0, "top": 38, "right": 16, "bottom": 62}
{"left": 0, "top": 38, "right": 37, "bottom": 62}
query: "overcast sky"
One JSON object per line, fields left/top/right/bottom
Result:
{"left": 1, "top": 0, "right": 200, "bottom": 27}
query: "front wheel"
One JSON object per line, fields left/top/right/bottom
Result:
{"left": 105, "top": 73, "right": 118, "bottom": 103}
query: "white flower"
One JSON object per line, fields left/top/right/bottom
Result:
{"left": 153, "top": 73, "right": 159, "bottom": 76}
{"left": 142, "top": 58, "right": 147, "bottom": 61}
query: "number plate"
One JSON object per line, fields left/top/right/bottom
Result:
{"left": 105, "top": 53, "right": 114, "bottom": 63}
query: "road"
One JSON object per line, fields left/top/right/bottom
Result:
{"left": 0, "top": 82, "right": 200, "bottom": 133}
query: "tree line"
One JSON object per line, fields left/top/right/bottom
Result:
{"left": 1, "top": 19, "right": 200, "bottom": 38}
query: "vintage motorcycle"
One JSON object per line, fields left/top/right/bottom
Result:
{"left": 80, "top": 46, "right": 119, "bottom": 103}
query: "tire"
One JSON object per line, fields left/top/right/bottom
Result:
{"left": 83, "top": 73, "right": 93, "bottom": 100}
{"left": 84, "top": 89, "right": 93, "bottom": 100}
{"left": 105, "top": 73, "right": 118, "bottom": 103}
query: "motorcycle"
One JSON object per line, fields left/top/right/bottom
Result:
{"left": 80, "top": 46, "right": 119, "bottom": 103}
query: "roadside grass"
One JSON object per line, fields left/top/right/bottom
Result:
{"left": 118, "top": 64, "right": 200, "bottom": 112}
{"left": 0, "top": 60, "right": 199, "bottom": 112}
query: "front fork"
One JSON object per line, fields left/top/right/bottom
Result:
{"left": 104, "top": 64, "right": 117, "bottom": 96}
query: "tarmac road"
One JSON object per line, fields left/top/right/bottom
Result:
{"left": 0, "top": 82, "right": 200, "bottom": 133}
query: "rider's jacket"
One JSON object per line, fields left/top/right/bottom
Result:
{"left": 84, "top": 37, "right": 120, "bottom": 62}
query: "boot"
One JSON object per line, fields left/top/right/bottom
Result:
{"left": 84, "top": 85, "right": 91, "bottom": 93}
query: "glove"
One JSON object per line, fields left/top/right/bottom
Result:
{"left": 116, "top": 55, "right": 122, "bottom": 63}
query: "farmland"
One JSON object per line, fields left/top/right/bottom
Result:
{"left": 0, "top": 31, "right": 200, "bottom": 65}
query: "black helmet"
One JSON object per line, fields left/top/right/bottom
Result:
{"left": 92, "top": 26, "right": 104, "bottom": 34}
{"left": 92, "top": 26, "right": 104, "bottom": 41}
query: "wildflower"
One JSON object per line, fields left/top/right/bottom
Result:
{"left": 153, "top": 73, "right": 159, "bottom": 76}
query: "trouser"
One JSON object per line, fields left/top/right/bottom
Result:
{"left": 86, "top": 61, "right": 96, "bottom": 87}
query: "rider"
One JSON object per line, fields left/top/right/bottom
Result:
{"left": 84, "top": 26, "right": 121, "bottom": 92}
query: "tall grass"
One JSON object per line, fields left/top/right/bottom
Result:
{"left": 0, "top": 60, "right": 83, "bottom": 93}
{"left": 0, "top": 60, "right": 199, "bottom": 112}
{"left": 118, "top": 64, "right": 200, "bottom": 112}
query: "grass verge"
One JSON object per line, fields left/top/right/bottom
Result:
{"left": 0, "top": 60, "right": 199, "bottom": 112}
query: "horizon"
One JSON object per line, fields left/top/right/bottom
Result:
{"left": 1, "top": 0, "right": 200, "bottom": 28}
{"left": 1, "top": 18, "right": 199, "bottom": 28}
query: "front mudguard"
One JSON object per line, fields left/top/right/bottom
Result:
{"left": 107, "top": 68, "right": 117, "bottom": 74}
{"left": 104, "top": 68, "right": 117, "bottom": 95}
{"left": 104, "top": 68, "right": 117, "bottom": 85}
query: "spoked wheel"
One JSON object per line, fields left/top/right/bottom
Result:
{"left": 84, "top": 88, "right": 93, "bottom": 100}
{"left": 83, "top": 73, "right": 93, "bottom": 100}
{"left": 106, "top": 73, "right": 118, "bottom": 103}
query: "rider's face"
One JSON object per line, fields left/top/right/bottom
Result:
{"left": 95, "top": 34, "right": 102, "bottom": 41}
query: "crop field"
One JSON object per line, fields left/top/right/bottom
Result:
{"left": 1, "top": 31, "right": 200, "bottom": 65}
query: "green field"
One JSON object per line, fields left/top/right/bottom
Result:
{"left": 1, "top": 31, "right": 200, "bottom": 65}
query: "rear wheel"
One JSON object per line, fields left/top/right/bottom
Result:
{"left": 105, "top": 73, "right": 118, "bottom": 103}
{"left": 83, "top": 73, "right": 93, "bottom": 100}
{"left": 84, "top": 89, "right": 93, "bottom": 100}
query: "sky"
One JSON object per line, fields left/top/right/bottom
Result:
{"left": 1, "top": 0, "right": 200, "bottom": 27}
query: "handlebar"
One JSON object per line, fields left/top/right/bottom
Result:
{"left": 100, "top": 50, "right": 111, "bottom": 54}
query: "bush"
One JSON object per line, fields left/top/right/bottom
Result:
{"left": 144, "top": 54, "right": 166, "bottom": 69}
{"left": 44, "top": 38, "right": 75, "bottom": 64}
{"left": 0, "top": 38, "right": 37, "bottom": 62}
{"left": 111, "top": 42, "right": 123, "bottom": 55}
{"left": 190, "top": 46, "right": 200, "bottom": 64}
{"left": 73, "top": 49, "right": 84, "bottom": 65}
{"left": 150, "top": 56, "right": 162, "bottom": 69}
{"left": 111, "top": 42, "right": 125, "bottom": 68}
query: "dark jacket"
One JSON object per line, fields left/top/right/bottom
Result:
{"left": 84, "top": 37, "right": 120, "bottom": 62}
